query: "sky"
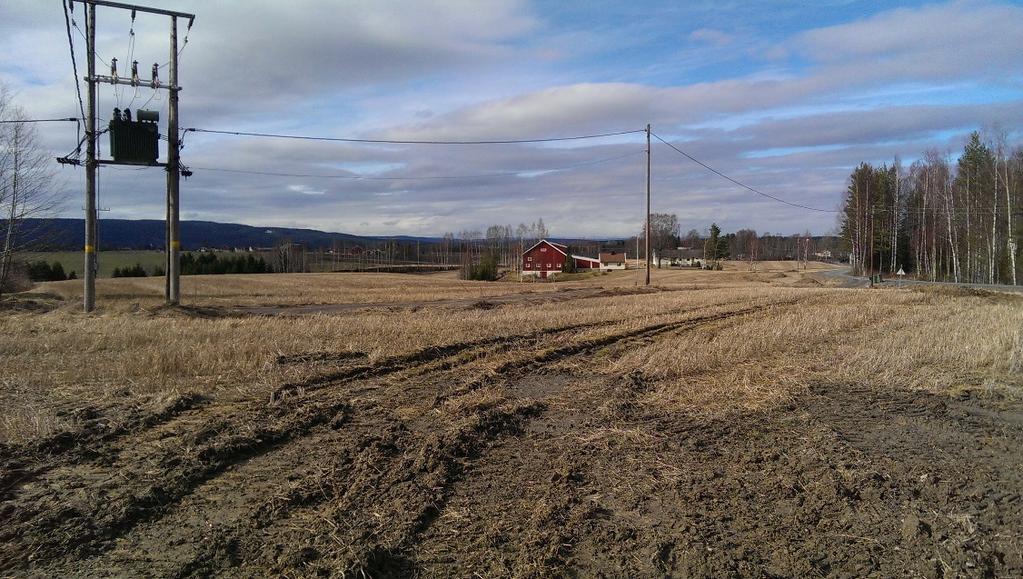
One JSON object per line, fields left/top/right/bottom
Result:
{"left": 2, "top": 0, "right": 1022, "bottom": 238}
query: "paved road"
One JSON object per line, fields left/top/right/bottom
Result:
{"left": 819, "top": 267, "right": 870, "bottom": 288}
{"left": 821, "top": 267, "right": 1023, "bottom": 293}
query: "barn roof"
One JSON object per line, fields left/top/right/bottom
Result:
{"left": 599, "top": 252, "right": 626, "bottom": 263}
{"left": 523, "top": 239, "right": 568, "bottom": 256}
{"left": 572, "top": 254, "right": 600, "bottom": 263}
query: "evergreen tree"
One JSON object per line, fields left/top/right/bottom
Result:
{"left": 50, "top": 261, "right": 66, "bottom": 280}
{"left": 707, "top": 223, "right": 722, "bottom": 261}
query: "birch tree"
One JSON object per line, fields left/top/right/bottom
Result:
{"left": 0, "top": 91, "right": 60, "bottom": 297}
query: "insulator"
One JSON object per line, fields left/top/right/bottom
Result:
{"left": 113, "top": 107, "right": 121, "bottom": 121}
{"left": 151, "top": 63, "right": 159, "bottom": 88}
{"left": 124, "top": 108, "right": 132, "bottom": 122}
{"left": 111, "top": 57, "right": 118, "bottom": 79}
{"left": 131, "top": 60, "right": 139, "bottom": 85}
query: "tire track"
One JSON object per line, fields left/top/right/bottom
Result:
{"left": 0, "top": 392, "right": 209, "bottom": 502}
{"left": 0, "top": 296, "right": 807, "bottom": 575}
{"left": 0, "top": 315, "right": 630, "bottom": 501}
{"left": 145, "top": 298, "right": 811, "bottom": 575}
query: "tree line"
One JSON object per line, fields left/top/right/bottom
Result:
{"left": 841, "top": 131, "right": 1022, "bottom": 284}
{"left": 25, "top": 260, "right": 76, "bottom": 281}
{"left": 108, "top": 253, "right": 271, "bottom": 277}
{"left": 633, "top": 214, "right": 840, "bottom": 265}
{"left": 180, "top": 252, "right": 271, "bottom": 275}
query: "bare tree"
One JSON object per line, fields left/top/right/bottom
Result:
{"left": 734, "top": 228, "right": 759, "bottom": 270}
{"left": 643, "top": 213, "right": 679, "bottom": 267}
{"left": 0, "top": 90, "right": 61, "bottom": 297}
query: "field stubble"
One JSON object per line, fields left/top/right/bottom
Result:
{"left": 1, "top": 263, "right": 1021, "bottom": 576}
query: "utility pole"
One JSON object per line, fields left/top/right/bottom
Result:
{"left": 167, "top": 15, "right": 180, "bottom": 304}
{"left": 84, "top": 2, "right": 97, "bottom": 312}
{"left": 645, "top": 123, "right": 651, "bottom": 285}
{"left": 71, "top": 0, "right": 194, "bottom": 310}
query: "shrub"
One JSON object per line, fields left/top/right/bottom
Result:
{"left": 112, "top": 263, "right": 148, "bottom": 278}
{"left": 562, "top": 255, "right": 578, "bottom": 274}
{"left": 461, "top": 253, "right": 499, "bottom": 281}
{"left": 25, "top": 261, "right": 67, "bottom": 282}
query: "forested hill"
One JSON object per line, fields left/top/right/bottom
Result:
{"left": 12, "top": 218, "right": 441, "bottom": 251}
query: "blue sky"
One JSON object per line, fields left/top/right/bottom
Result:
{"left": 2, "top": 0, "right": 1022, "bottom": 237}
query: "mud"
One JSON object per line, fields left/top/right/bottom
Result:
{"left": 1, "top": 296, "right": 1020, "bottom": 577}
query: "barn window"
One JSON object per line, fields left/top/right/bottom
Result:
{"left": 527, "top": 256, "right": 533, "bottom": 261}
{"left": 540, "top": 247, "right": 547, "bottom": 252}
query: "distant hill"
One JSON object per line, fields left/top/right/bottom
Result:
{"left": 12, "top": 219, "right": 442, "bottom": 251}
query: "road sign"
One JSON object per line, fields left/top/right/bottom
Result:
{"left": 897, "top": 267, "right": 905, "bottom": 287}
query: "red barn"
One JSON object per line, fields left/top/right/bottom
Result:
{"left": 521, "top": 239, "right": 600, "bottom": 279}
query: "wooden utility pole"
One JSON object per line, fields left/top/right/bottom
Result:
{"left": 84, "top": 2, "right": 97, "bottom": 311}
{"left": 167, "top": 15, "right": 181, "bottom": 304}
{"left": 645, "top": 123, "right": 651, "bottom": 285}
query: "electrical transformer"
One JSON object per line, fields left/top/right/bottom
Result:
{"left": 109, "top": 108, "right": 160, "bottom": 164}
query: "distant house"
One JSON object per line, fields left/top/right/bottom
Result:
{"left": 654, "top": 248, "right": 703, "bottom": 268}
{"left": 599, "top": 251, "right": 627, "bottom": 271}
{"left": 521, "top": 239, "right": 600, "bottom": 279}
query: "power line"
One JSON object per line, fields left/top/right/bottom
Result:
{"left": 61, "top": 0, "right": 87, "bottom": 123}
{"left": 651, "top": 132, "right": 840, "bottom": 214}
{"left": 70, "top": 9, "right": 111, "bottom": 68}
{"left": 185, "top": 149, "right": 645, "bottom": 181}
{"left": 159, "top": 18, "right": 193, "bottom": 70}
{"left": 0, "top": 117, "right": 79, "bottom": 124}
{"left": 136, "top": 87, "right": 160, "bottom": 111}
{"left": 182, "top": 127, "right": 646, "bottom": 145}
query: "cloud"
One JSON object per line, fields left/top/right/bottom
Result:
{"left": 287, "top": 184, "right": 325, "bottom": 196}
{"left": 3, "top": 1, "right": 1022, "bottom": 238}
{"left": 180, "top": 0, "right": 537, "bottom": 114}
{"left": 688, "top": 28, "right": 733, "bottom": 46}
{"left": 793, "top": 1, "right": 1023, "bottom": 79}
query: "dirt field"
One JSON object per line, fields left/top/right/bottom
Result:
{"left": 1, "top": 262, "right": 1022, "bottom": 577}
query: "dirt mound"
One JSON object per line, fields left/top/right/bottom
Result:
{"left": 0, "top": 295, "right": 61, "bottom": 313}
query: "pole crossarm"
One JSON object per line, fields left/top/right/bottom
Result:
{"left": 87, "top": 75, "right": 180, "bottom": 91}
{"left": 71, "top": 0, "right": 194, "bottom": 24}
{"left": 97, "top": 159, "right": 167, "bottom": 167}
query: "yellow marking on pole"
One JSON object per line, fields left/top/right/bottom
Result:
{"left": 171, "top": 241, "right": 181, "bottom": 249}
{"left": 84, "top": 245, "right": 95, "bottom": 253}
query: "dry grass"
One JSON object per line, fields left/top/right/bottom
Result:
{"left": 33, "top": 271, "right": 555, "bottom": 309}
{"left": 603, "top": 288, "right": 1023, "bottom": 416}
{"left": 2, "top": 262, "right": 1020, "bottom": 442}
{"left": 28, "top": 260, "right": 840, "bottom": 309}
